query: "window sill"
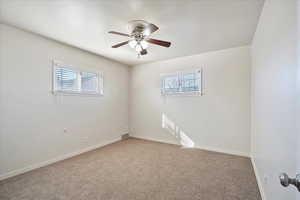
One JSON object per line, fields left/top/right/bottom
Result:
{"left": 161, "top": 91, "right": 202, "bottom": 97}
{"left": 52, "top": 90, "right": 103, "bottom": 97}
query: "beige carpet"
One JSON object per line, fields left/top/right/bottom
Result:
{"left": 0, "top": 138, "right": 261, "bottom": 200}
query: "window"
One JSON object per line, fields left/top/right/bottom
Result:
{"left": 81, "top": 72, "right": 99, "bottom": 93}
{"left": 53, "top": 61, "right": 103, "bottom": 95}
{"left": 55, "top": 67, "right": 79, "bottom": 92}
{"left": 161, "top": 73, "right": 180, "bottom": 93}
{"left": 160, "top": 70, "right": 202, "bottom": 95}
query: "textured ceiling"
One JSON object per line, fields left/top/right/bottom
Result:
{"left": 0, "top": 0, "right": 264, "bottom": 66}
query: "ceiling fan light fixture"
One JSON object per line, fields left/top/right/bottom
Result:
{"left": 129, "top": 40, "right": 138, "bottom": 48}
{"left": 135, "top": 44, "right": 143, "bottom": 52}
{"left": 140, "top": 40, "right": 148, "bottom": 49}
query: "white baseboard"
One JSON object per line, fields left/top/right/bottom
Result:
{"left": 194, "top": 144, "right": 249, "bottom": 157}
{"left": 131, "top": 135, "right": 179, "bottom": 145}
{"left": 132, "top": 135, "right": 249, "bottom": 157}
{"left": 251, "top": 157, "right": 266, "bottom": 200}
{"left": 0, "top": 135, "right": 252, "bottom": 182}
{"left": 0, "top": 138, "right": 120, "bottom": 181}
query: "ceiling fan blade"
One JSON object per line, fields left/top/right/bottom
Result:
{"left": 108, "top": 31, "right": 130, "bottom": 37}
{"left": 148, "top": 24, "right": 159, "bottom": 34}
{"left": 140, "top": 49, "right": 147, "bottom": 55}
{"left": 112, "top": 41, "right": 129, "bottom": 48}
{"left": 147, "top": 38, "right": 171, "bottom": 47}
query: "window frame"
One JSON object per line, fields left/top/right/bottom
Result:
{"left": 52, "top": 60, "right": 103, "bottom": 96}
{"left": 160, "top": 69, "right": 202, "bottom": 96}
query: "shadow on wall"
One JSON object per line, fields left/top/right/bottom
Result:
{"left": 161, "top": 113, "right": 195, "bottom": 148}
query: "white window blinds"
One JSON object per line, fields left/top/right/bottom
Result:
{"left": 53, "top": 62, "right": 103, "bottom": 95}
{"left": 160, "top": 70, "right": 202, "bottom": 95}
{"left": 181, "top": 72, "right": 200, "bottom": 92}
{"left": 55, "top": 67, "right": 79, "bottom": 92}
{"left": 160, "top": 73, "right": 180, "bottom": 94}
{"left": 81, "top": 72, "right": 99, "bottom": 93}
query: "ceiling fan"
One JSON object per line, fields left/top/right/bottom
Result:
{"left": 108, "top": 20, "right": 171, "bottom": 56}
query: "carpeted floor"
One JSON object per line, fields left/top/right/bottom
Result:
{"left": 0, "top": 138, "right": 261, "bottom": 200}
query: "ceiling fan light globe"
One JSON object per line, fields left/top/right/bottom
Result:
{"left": 140, "top": 40, "right": 148, "bottom": 49}
{"left": 135, "top": 44, "right": 142, "bottom": 52}
{"left": 129, "top": 40, "right": 137, "bottom": 48}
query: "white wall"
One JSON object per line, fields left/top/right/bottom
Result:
{"left": 130, "top": 46, "right": 251, "bottom": 156}
{"left": 298, "top": 0, "right": 300, "bottom": 177}
{"left": 251, "top": 0, "right": 298, "bottom": 200}
{"left": 0, "top": 24, "right": 129, "bottom": 179}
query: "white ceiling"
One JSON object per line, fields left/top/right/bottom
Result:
{"left": 0, "top": 0, "right": 264, "bottom": 66}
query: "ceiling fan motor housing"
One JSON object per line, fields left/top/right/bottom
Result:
{"left": 128, "top": 20, "right": 152, "bottom": 38}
